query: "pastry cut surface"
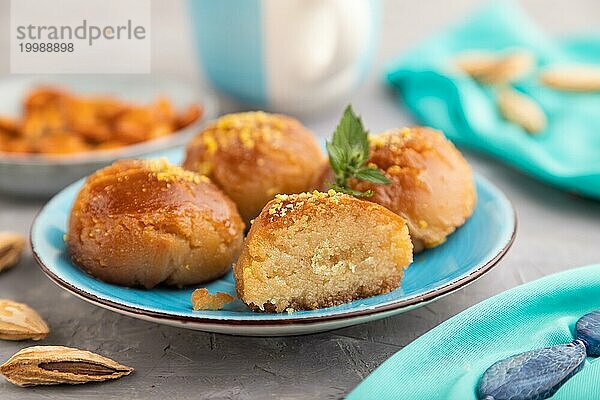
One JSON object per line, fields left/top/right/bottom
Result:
{"left": 234, "top": 191, "right": 413, "bottom": 313}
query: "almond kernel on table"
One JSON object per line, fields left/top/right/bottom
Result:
{"left": 454, "top": 49, "right": 535, "bottom": 84}
{"left": 539, "top": 65, "right": 600, "bottom": 92}
{"left": 0, "top": 232, "right": 26, "bottom": 273}
{"left": 497, "top": 88, "right": 547, "bottom": 134}
{"left": 0, "top": 346, "right": 133, "bottom": 387}
{"left": 191, "top": 288, "right": 235, "bottom": 311}
{"left": 0, "top": 299, "right": 49, "bottom": 341}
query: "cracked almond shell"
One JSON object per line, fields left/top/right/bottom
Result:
{"left": 0, "top": 346, "right": 133, "bottom": 387}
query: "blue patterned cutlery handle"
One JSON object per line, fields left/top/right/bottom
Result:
{"left": 477, "top": 310, "right": 600, "bottom": 400}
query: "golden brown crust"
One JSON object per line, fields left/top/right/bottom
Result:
{"left": 183, "top": 112, "right": 325, "bottom": 225}
{"left": 234, "top": 191, "right": 413, "bottom": 312}
{"left": 320, "top": 127, "right": 476, "bottom": 252}
{"left": 67, "top": 159, "right": 245, "bottom": 288}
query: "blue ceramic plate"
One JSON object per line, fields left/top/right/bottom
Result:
{"left": 31, "top": 148, "right": 516, "bottom": 336}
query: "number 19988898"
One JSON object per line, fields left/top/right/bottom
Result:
{"left": 19, "top": 43, "right": 74, "bottom": 52}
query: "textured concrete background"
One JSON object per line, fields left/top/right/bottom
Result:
{"left": 0, "top": 0, "right": 599, "bottom": 399}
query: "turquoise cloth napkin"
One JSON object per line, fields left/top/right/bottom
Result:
{"left": 346, "top": 264, "right": 600, "bottom": 400}
{"left": 385, "top": 1, "right": 600, "bottom": 199}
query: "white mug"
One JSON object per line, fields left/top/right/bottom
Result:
{"left": 189, "top": 0, "right": 381, "bottom": 114}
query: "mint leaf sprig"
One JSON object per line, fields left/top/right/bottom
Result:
{"left": 326, "top": 105, "right": 390, "bottom": 197}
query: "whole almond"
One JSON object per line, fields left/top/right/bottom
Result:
{"left": 0, "top": 299, "right": 49, "bottom": 341}
{"left": 0, "top": 232, "right": 26, "bottom": 273}
{"left": 455, "top": 51, "right": 498, "bottom": 76}
{"left": 0, "top": 346, "right": 133, "bottom": 387}
{"left": 497, "top": 88, "right": 547, "bottom": 134}
{"left": 539, "top": 65, "right": 600, "bottom": 91}
{"left": 455, "top": 50, "right": 535, "bottom": 84}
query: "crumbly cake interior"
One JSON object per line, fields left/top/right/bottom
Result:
{"left": 239, "top": 192, "right": 412, "bottom": 312}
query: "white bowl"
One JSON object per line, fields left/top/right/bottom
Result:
{"left": 0, "top": 75, "right": 218, "bottom": 197}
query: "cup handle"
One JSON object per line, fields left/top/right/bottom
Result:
{"left": 294, "top": 0, "right": 370, "bottom": 82}
{"left": 329, "top": 0, "right": 371, "bottom": 75}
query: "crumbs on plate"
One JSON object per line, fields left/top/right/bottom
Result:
{"left": 191, "top": 288, "right": 235, "bottom": 311}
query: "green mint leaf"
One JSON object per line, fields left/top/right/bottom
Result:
{"left": 332, "top": 105, "right": 369, "bottom": 164}
{"left": 354, "top": 167, "right": 391, "bottom": 185}
{"left": 326, "top": 104, "right": 390, "bottom": 198}
{"left": 325, "top": 141, "right": 343, "bottom": 176}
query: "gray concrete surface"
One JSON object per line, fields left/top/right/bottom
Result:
{"left": 0, "top": 1, "right": 599, "bottom": 399}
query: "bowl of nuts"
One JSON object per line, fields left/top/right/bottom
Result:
{"left": 0, "top": 75, "right": 218, "bottom": 197}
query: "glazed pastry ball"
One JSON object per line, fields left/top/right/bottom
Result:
{"left": 234, "top": 190, "right": 413, "bottom": 313}
{"left": 322, "top": 127, "right": 476, "bottom": 252}
{"left": 183, "top": 112, "right": 325, "bottom": 225}
{"left": 68, "top": 159, "right": 245, "bottom": 288}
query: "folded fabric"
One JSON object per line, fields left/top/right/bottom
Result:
{"left": 346, "top": 264, "right": 600, "bottom": 400}
{"left": 385, "top": 1, "right": 600, "bottom": 200}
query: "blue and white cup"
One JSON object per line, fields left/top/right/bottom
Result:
{"left": 189, "top": 0, "right": 380, "bottom": 114}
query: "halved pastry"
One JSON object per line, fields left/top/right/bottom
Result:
{"left": 234, "top": 190, "right": 413, "bottom": 313}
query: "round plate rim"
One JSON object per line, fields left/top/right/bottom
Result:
{"left": 30, "top": 174, "right": 517, "bottom": 327}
